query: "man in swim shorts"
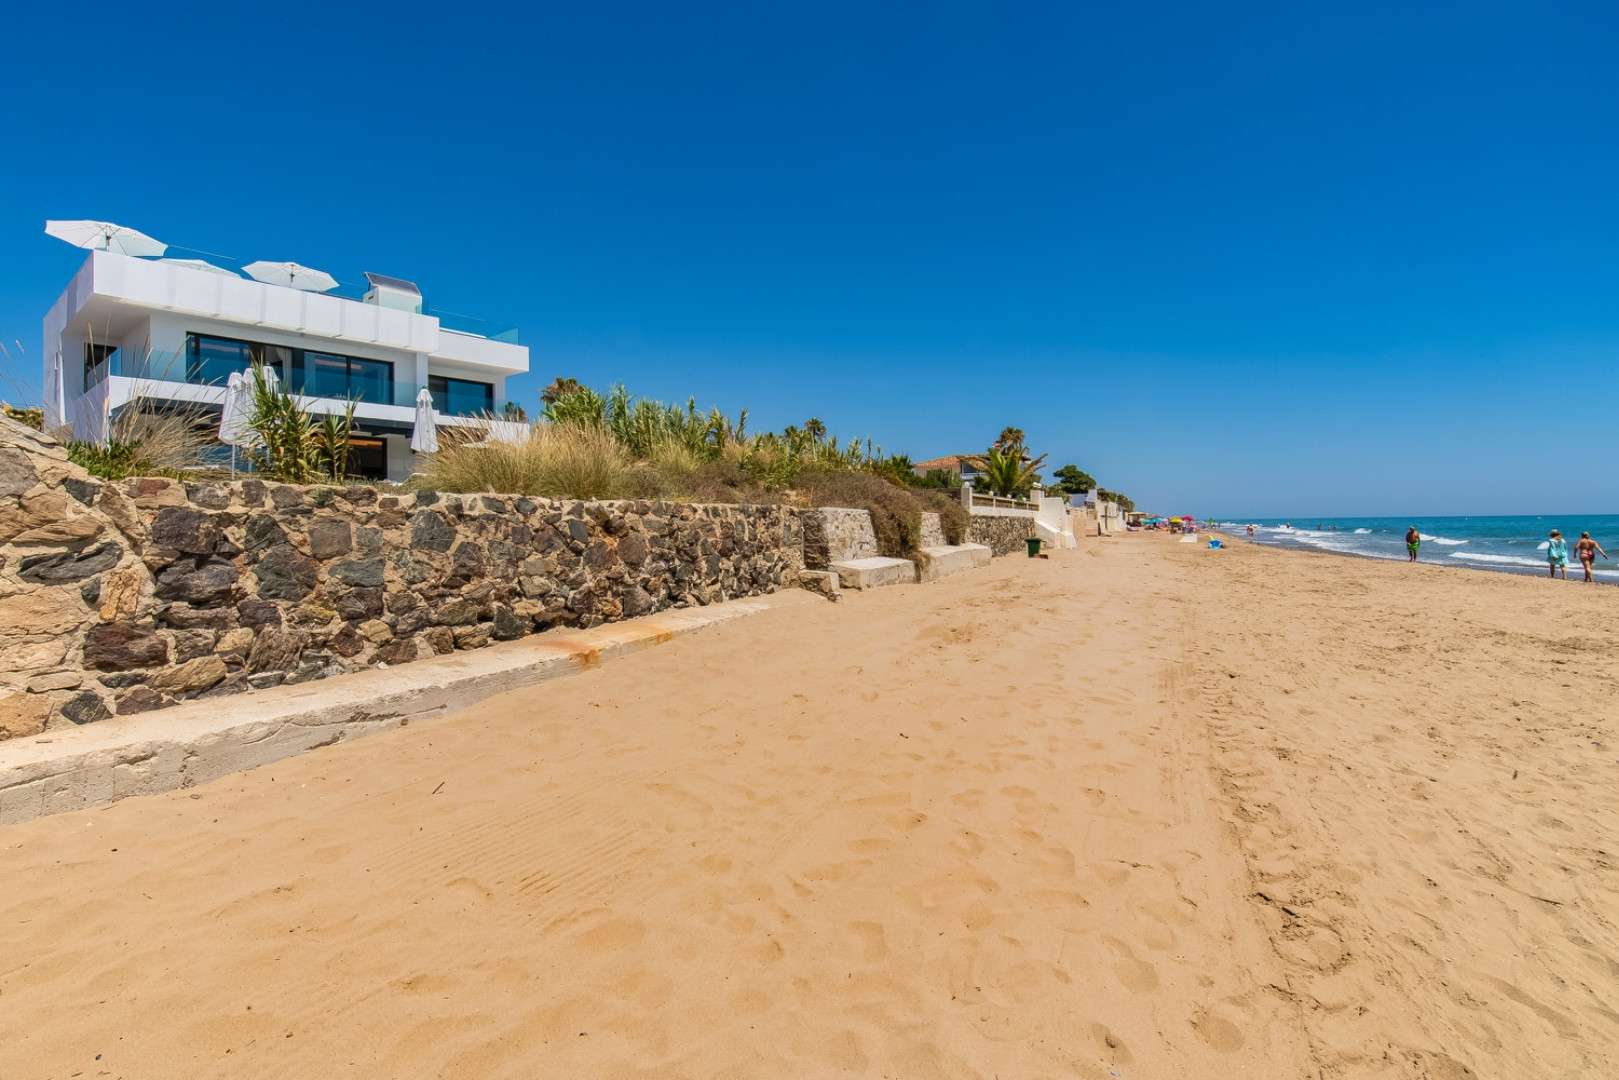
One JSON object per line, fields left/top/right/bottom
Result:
{"left": 1575, "top": 531, "right": 1607, "bottom": 584}
{"left": 1406, "top": 526, "right": 1420, "bottom": 562}
{"left": 1547, "top": 530, "right": 1569, "bottom": 579}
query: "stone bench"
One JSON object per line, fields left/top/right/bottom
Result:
{"left": 916, "top": 543, "right": 992, "bottom": 583}
{"left": 831, "top": 557, "right": 918, "bottom": 590}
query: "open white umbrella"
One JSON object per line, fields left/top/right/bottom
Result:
{"left": 45, "top": 219, "right": 167, "bottom": 257}
{"left": 410, "top": 387, "right": 439, "bottom": 453}
{"left": 243, "top": 260, "right": 338, "bottom": 292}
{"left": 161, "top": 257, "right": 239, "bottom": 277}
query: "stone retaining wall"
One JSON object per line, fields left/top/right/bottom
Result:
{"left": 969, "top": 514, "right": 1036, "bottom": 556}
{"left": 802, "top": 508, "right": 877, "bottom": 568}
{"left": 0, "top": 418, "right": 803, "bottom": 737}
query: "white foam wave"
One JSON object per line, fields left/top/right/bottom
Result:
{"left": 1453, "top": 552, "right": 1541, "bottom": 568}
{"left": 1353, "top": 528, "right": 1372, "bottom": 534}
{"left": 1421, "top": 534, "right": 1468, "bottom": 545}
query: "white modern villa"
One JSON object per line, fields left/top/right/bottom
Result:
{"left": 42, "top": 247, "right": 529, "bottom": 481}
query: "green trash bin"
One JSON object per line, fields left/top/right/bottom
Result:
{"left": 1026, "top": 537, "right": 1043, "bottom": 558}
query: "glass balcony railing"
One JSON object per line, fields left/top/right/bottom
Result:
{"left": 84, "top": 349, "right": 120, "bottom": 392}
{"left": 233, "top": 369, "right": 499, "bottom": 419}
{"left": 146, "top": 249, "right": 520, "bottom": 343}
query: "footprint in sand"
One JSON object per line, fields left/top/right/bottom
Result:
{"left": 1192, "top": 1008, "right": 1245, "bottom": 1052}
{"left": 576, "top": 914, "right": 646, "bottom": 953}
{"left": 1089, "top": 1022, "right": 1134, "bottom": 1064}
{"left": 1103, "top": 936, "right": 1160, "bottom": 992}
{"left": 850, "top": 920, "right": 889, "bottom": 961}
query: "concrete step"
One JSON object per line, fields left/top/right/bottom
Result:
{"left": 1035, "top": 521, "right": 1076, "bottom": 549}
{"left": 831, "top": 556, "right": 918, "bottom": 590}
{"left": 917, "top": 543, "right": 992, "bottom": 583}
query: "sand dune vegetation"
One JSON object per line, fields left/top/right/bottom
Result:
{"left": 421, "top": 378, "right": 970, "bottom": 557}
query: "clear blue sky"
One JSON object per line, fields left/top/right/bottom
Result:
{"left": 3, "top": 1, "right": 1617, "bottom": 516}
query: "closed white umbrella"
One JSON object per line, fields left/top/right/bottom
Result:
{"left": 218, "top": 371, "right": 255, "bottom": 476}
{"left": 45, "top": 219, "right": 167, "bottom": 257}
{"left": 218, "top": 371, "right": 254, "bottom": 445}
{"left": 161, "top": 257, "right": 239, "bottom": 277}
{"left": 410, "top": 387, "right": 439, "bottom": 453}
{"left": 243, "top": 260, "right": 338, "bottom": 292}
{"left": 44, "top": 348, "right": 67, "bottom": 432}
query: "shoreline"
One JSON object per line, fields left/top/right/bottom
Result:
{"left": 1210, "top": 527, "right": 1619, "bottom": 584}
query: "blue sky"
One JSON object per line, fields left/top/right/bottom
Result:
{"left": 3, "top": 1, "right": 1617, "bottom": 516}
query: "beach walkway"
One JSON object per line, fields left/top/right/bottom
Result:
{"left": 2, "top": 533, "right": 1614, "bottom": 1078}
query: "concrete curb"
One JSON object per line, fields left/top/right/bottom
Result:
{"left": 0, "top": 590, "right": 821, "bottom": 826}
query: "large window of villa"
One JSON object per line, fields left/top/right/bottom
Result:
{"left": 429, "top": 375, "right": 494, "bottom": 416}
{"left": 295, "top": 351, "right": 393, "bottom": 402}
{"left": 184, "top": 334, "right": 393, "bottom": 405}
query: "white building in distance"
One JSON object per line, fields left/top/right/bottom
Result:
{"left": 43, "top": 251, "right": 529, "bottom": 481}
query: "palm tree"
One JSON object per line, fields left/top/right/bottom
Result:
{"left": 997, "top": 426, "right": 1026, "bottom": 454}
{"left": 804, "top": 417, "right": 827, "bottom": 444}
{"left": 540, "top": 376, "right": 582, "bottom": 405}
{"left": 970, "top": 445, "right": 1048, "bottom": 499}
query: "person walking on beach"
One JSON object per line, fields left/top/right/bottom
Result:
{"left": 1246, "top": 523, "right": 1255, "bottom": 540}
{"left": 1575, "top": 531, "right": 1607, "bottom": 583}
{"left": 1406, "top": 526, "right": 1421, "bottom": 562}
{"left": 1547, "top": 530, "right": 1569, "bottom": 579}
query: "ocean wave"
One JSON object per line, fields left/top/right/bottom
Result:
{"left": 1353, "top": 528, "right": 1372, "bottom": 534}
{"left": 1452, "top": 552, "right": 1542, "bottom": 567}
{"left": 1421, "top": 534, "right": 1468, "bottom": 545}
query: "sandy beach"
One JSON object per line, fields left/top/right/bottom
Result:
{"left": 2, "top": 531, "right": 1616, "bottom": 1078}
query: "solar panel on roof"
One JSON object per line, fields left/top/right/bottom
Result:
{"left": 363, "top": 271, "right": 421, "bottom": 295}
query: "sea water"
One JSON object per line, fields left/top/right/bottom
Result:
{"left": 1216, "top": 515, "right": 1619, "bottom": 581}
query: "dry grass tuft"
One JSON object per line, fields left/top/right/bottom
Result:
{"left": 424, "top": 423, "right": 630, "bottom": 499}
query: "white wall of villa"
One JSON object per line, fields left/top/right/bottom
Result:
{"left": 43, "top": 251, "right": 529, "bottom": 479}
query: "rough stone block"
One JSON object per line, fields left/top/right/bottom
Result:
{"left": 797, "top": 569, "right": 842, "bottom": 602}
{"left": 147, "top": 657, "right": 228, "bottom": 694}
{"left": 83, "top": 621, "right": 169, "bottom": 671}
{"left": 306, "top": 519, "right": 354, "bottom": 559}
{"left": 0, "top": 689, "right": 52, "bottom": 738}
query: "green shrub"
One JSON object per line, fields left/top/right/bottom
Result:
{"left": 244, "top": 366, "right": 320, "bottom": 482}
{"left": 66, "top": 439, "right": 153, "bottom": 480}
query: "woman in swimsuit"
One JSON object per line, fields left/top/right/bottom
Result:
{"left": 1575, "top": 531, "right": 1608, "bottom": 584}
{"left": 1547, "top": 530, "right": 1569, "bottom": 579}
{"left": 1406, "top": 527, "right": 1420, "bottom": 562}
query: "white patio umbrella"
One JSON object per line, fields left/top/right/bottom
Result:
{"left": 242, "top": 260, "right": 338, "bottom": 292}
{"left": 161, "top": 257, "right": 239, "bottom": 276}
{"left": 410, "top": 387, "right": 439, "bottom": 453}
{"left": 44, "top": 219, "right": 167, "bottom": 257}
{"left": 217, "top": 371, "right": 255, "bottom": 476}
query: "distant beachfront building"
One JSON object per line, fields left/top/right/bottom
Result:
{"left": 42, "top": 251, "right": 529, "bottom": 481}
{"left": 912, "top": 454, "right": 981, "bottom": 485}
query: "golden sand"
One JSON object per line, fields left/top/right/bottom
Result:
{"left": 2, "top": 531, "right": 1615, "bottom": 1077}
